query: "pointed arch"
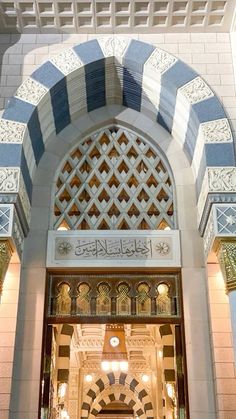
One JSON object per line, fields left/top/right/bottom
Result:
{"left": 0, "top": 37, "right": 234, "bottom": 235}
{"left": 82, "top": 372, "right": 154, "bottom": 419}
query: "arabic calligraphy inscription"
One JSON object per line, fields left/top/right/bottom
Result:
{"left": 55, "top": 237, "right": 172, "bottom": 260}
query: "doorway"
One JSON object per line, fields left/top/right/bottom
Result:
{"left": 40, "top": 273, "right": 188, "bottom": 419}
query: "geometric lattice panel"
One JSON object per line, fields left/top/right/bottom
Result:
{"left": 54, "top": 127, "right": 175, "bottom": 230}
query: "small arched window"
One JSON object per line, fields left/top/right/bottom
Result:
{"left": 56, "top": 283, "right": 71, "bottom": 315}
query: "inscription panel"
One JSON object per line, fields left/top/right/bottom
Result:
{"left": 47, "top": 230, "right": 181, "bottom": 268}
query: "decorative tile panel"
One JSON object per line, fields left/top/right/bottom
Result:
{"left": 15, "top": 77, "right": 48, "bottom": 106}
{"left": 98, "top": 37, "right": 130, "bottom": 58}
{"left": 0, "top": 205, "right": 13, "bottom": 235}
{"left": 215, "top": 205, "right": 236, "bottom": 235}
{"left": 0, "top": 119, "right": 26, "bottom": 144}
{"left": 203, "top": 204, "right": 236, "bottom": 260}
{"left": 0, "top": 204, "right": 24, "bottom": 259}
{"left": 179, "top": 77, "right": 214, "bottom": 105}
{"left": 50, "top": 49, "right": 83, "bottom": 76}
{"left": 0, "top": 168, "right": 20, "bottom": 193}
{"left": 208, "top": 167, "right": 236, "bottom": 192}
{"left": 144, "top": 48, "right": 177, "bottom": 74}
{"left": 201, "top": 118, "right": 233, "bottom": 143}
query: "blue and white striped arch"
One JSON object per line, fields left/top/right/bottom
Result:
{"left": 0, "top": 37, "right": 235, "bottom": 236}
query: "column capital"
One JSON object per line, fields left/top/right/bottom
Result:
{"left": 0, "top": 240, "right": 12, "bottom": 295}
{"left": 217, "top": 240, "right": 236, "bottom": 293}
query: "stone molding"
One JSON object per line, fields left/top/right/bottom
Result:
{"left": 217, "top": 240, "right": 236, "bottom": 293}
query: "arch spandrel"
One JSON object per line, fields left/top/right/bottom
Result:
{"left": 0, "top": 36, "right": 235, "bottom": 260}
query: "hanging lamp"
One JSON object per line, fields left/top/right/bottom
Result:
{"left": 101, "top": 324, "right": 128, "bottom": 372}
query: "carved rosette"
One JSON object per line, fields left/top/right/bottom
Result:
{"left": 0, "top": 240, "right": 12, "bottom": 295}
{"left": 217, "top": 240, "right": 236, "bottom": 293}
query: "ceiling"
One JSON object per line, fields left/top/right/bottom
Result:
{"left": 0, "top": 0, "right": 235, "bottom": 33}
{"left": 71, "top": 324, "right": 158, "bottom": 373}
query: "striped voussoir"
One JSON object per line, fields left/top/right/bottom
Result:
{"left": 82, "top": 372, "right": 154, "bottom": 418}
{"left": 159, "top": 324, "right": 175, "bottom": 418}
{"left": 0, "top": 37, "right": 234, "bottom": 233}
{"left": 57, "top": 324, "right": 74, "bottom": 385}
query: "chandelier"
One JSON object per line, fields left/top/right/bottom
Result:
{"left": 101, "top": 324, "right": 128, "bottom": 372}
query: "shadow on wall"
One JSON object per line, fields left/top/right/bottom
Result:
{"left": 0, "top": 7, "right": 21, "bottom": 114}
{"left": 0, "top": 7, "right": 71, "bottom": 113}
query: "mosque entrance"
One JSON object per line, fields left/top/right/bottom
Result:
{"left": 40, "top": 273, "right": 188, "bottom": 419}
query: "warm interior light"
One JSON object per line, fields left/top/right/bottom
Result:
{"left": 166, "top": 383, "right": 174, "bottom": 399}
{"left": 111, "top": 361, "right": 119, "bottom": 371}
{"left": 164, "top": 226, "right": 171, "bottom": 230}
{"left": 57, "top": 225, "right": 68, "bottom": 231}
{"left": 142, "top": 374, "right": 149, "bottom": 383}
{"left": 58, "top": 382, "right": 67, "bottom": 399}
{"left": 101, "top": 324, "right": 129, "bottom": 372}
{"left": 120, "top": 361, "right": 128, "bottom": 372}
{"left": 101, "top": 361, "right": 110, "bottom": 372}
{"left": 61, "top": 409, "right": 70, "bottom": 419}
{"left": 157, "top": 283, "right": 168, "bottom": 295}
{"left": 85, "top": 374, "right": 93, "bottom": 382}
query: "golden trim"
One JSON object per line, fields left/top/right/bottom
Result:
{"left": 217, "top": 240, "right": 236, "bottom": 293}
{"left": 0, "top": 240, "right": 12, "bottom": 295}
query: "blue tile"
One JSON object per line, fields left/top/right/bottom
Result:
{"left": 3, "top": 100, "right": 44, "bottom": 166}
{"left": 0, "top": 144, "right": 21, "bottom": 166}
{"left": 123, "top": 68, "right": 142, "bottom": 111}
{"left": 184, "top": 98, "right": 227, "bottom": 160}
{"left": 28, "top": 109, "right": 45, "bottom": 164}
{"left": 3, "top": 97, "right": 35, "bottom": 123}
{"left": 123, "top": 40, "right": 155, "bottom": 73}
{"left": 31, "top": 61, "right": 64, "bottom": 89}
{"left": 50, "top": 78, "right": 71, "bottom": 133}
{"left": 205, "top": 143, "right": 236, "bottom": 166}
{"left": 162, "top": 61, "right": 197, "bottom": 92}
{"left": 85, "top": 64, "right": 106, "bottom": 112}
{"left": 21, "top": 150, "right": 32, "bottom": 200}
{"left": 157, "top": 61, "right": 197, "bottom": 133}
{"left": 73, "top": 39, "right": 104, "bottom": 64}
{"left": 191, "top": 96, "right": 226, "bottom": 123}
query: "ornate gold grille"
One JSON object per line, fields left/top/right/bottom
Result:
{"left": 54, "top": 127, "right": 175, "bottom": 230}
{"left": 49, "top": 274, "right": 180, "bottom": 319}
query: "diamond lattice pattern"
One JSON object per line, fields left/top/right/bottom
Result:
{"left": 54, "top": 127, "right": 175, "bottom": 230}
